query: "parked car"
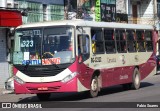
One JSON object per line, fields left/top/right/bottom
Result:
{"left": 4, "top": 76, "right": 14, "bottom": 90}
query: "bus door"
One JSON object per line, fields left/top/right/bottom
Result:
{"left": 77, "top": 27, "right": 91, "bottom": 87}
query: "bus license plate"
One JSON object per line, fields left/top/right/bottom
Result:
{"left": 38, "top": 87, "right": 48, "bottom": 91}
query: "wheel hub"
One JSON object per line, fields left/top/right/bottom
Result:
{"left": 135, "top": 73, "right": 139, "bottom": 85}
{"left": 91, "top": 79, "right": 97, "bottom": 91}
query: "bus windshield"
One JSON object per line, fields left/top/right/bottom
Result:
{"left": 13, "top": 27, "right": 75, "bottom": 66}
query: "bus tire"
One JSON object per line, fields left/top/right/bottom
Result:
{"left": 37, "top": 93, "right": 51, "bottom": 101}
{"left": 90, "top": 76, "right": 99, "bottom": 98}
{"left": 132, "top": 68, "right": 141, "bottom": 90}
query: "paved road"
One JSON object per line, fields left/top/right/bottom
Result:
{"left": 1, "top": 74, "right": 160, "bottom": 111}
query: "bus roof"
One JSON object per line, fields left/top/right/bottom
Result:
{"left": 16, "top": 20, "right": 154, "bottom": 30}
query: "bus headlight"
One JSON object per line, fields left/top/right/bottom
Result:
{"left": 61, "top": 72, "right": 79, "bottom": 83}
{"left": 14, "top": 76, "right": 25, "bottom": 84}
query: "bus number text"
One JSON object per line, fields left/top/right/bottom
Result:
{"left": 91, "top": 57, "right": 102, "bottom": 63}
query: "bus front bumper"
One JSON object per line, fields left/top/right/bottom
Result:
{"left": 14, "top": 78, "right": 77, "bottom": 94}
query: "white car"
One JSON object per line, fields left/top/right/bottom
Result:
{"left": 4, "top": 76, "right": 14, "bottom": 90}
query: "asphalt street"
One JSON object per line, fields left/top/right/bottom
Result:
{"left": 1, "top": 74, "right": 160, "bottom": 111}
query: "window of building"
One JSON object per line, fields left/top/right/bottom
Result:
{"left": 7, "top": 3, "right": 12, "bottom": 8}
{"left": 91, "top": 29, "right": 104, "bottom": 54}
{"left": 136, "top": 30, "right": 146, "bottom": 52}
{"left": 104, "top": 29, "right": 116, "bottom": 53}
{"left": 50, "top": 4, "right": 64, "bottom": 20}
{"left": 126, "top": 30, "right": 137, "bottom": 52}
{"left": 115, "top": 30, "right": 127, "bottom": 53}
{"left": 27, "top": 2, "right": 43, "bottom": 23}
{"left": 145, "top": 31, "right": 153, "bottom": 51}
{"left": 14, "top": 3, "right": 19, "bottom": 8}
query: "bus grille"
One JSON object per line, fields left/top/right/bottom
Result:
{"left": 14, "top": 64, "right": 71, "bottom": 77}
{"left": 21, "top": 68, "right": 66, "bottom": 77}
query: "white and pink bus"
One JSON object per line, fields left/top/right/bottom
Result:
{"left": 13, "top": 20, "right": 157, "bottom": 100}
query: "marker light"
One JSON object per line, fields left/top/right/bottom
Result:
{"left": 61, "top": 72, "right": 79, "bottom": 83}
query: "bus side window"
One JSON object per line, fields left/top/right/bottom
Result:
{"left": 145, "top": 31, "right": 153, "bottom": 51}
{"left": 126, "top": 30, "right": 136, "bottom": 52}
{"left": 136, "top": 30, "right": 146, "bottom": 52}
{"left": 104, "top": 29, "right": 116, "bottom": 53}
{"left": 115, "top": 30, "right": 127, "bottom": 53}
{"left": 91, "top": 29, "right": 104, "bottom": 54}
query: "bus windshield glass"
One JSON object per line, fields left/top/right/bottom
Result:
{"left": 13, "top": 27, "right": 75, "bottom": 65}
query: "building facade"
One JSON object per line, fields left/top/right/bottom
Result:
{"left": 0, "top": 9, "right": 22, "bottom": 88}
{"left": 116, "top": 0, "right": 157, "bottom": 25}
{"left": 128, "top": 0, "right": 156, "bottom": 25}
{"left": 12, "top": 0, "right": 64, "bottom": 24}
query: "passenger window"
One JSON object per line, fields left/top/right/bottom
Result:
{"left": 91, "top": 29, "right": 105, "bottom": 54}
{"left": 136, "top": 30, "right": 146, "bottom": 52}
{"left": 115, "top": 30, "right": 127, "bottom": 53}
{"left": 145, "top": 31, "right": 153, "bottom": 51}
{"left": 104, "top": 29, "right": 116, "bottom": 53}
{"left": 126, "top": 30, "right": 136, "bottom": 52}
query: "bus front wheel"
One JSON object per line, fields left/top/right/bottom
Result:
{"left": 37, "top": 93, "right": 51, "bottom": 101}
{"left": 132, "top": 68, "right": 141, "bottom": 90}
{"left": 90, "top": 76, "right": 99, "bottom": 98}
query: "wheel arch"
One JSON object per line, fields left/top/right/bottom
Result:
{"left": 135, "top": 65, "right": 139, "bottom": 70}
{"left": 92, "top": 70, "right": 100, "bottom": 78}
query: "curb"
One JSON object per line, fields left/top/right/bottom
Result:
{"left": 2, "top": 90, "right": 14, "bottom": 95}
{"left": 0, "top": 88, "right": 14, "bottom": 95}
